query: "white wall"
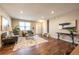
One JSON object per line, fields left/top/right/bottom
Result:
{"left": 35, "top": 20, "right": 47, "bottom": 34}
{"left": 0, "top": 7, "right": 11, "bottom": 48}
{"left": 49, "top": 18, "right": 77, "bottom": 38}
{"left": 49, "top": 9, "right": 79, "bottom": 44}
{"left": 42, "top": 20, "right": 47, "bottom": 33}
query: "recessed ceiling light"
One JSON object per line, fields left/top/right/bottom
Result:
{"left": 20, "top": 11, "right": 23, "bottom": 14}
{"left": 51, "top": 10, "right": 54, "bottom": 14}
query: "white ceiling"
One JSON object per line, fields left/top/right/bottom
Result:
{"left": 0, "top": 3, "right": 79, "bottom": 21}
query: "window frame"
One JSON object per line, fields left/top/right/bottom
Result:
{"left": 19, "top": 21, "right": 31, "bottom": 31}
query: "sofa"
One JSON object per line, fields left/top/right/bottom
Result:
{"left": 1, "top": 32, "right": 18, "bottom": 46}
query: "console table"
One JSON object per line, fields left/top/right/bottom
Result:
{"left": 57, "top": 32, "right": 78, "bottom": 45}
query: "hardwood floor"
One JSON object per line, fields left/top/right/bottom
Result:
{"left": 0, "top": 37, "right": 75, "bottom": 55}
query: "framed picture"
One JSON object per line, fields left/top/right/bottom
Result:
{"left": 1, "top": 16, "right": 9, "bottom": 31}
{"left": 59, "top": 20, "right": 77, "bottom": 29}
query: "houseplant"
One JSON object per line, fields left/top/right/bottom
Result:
{"left": 67, "top": 28, "right": 77, "bottom": 35}
{"left": 13, "top": 26, "right": 20, "bottom": 35}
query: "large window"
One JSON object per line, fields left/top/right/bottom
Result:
{"left": 19, "top": 22, "right": 31, "bottom": 31}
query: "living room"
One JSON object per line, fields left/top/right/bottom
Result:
{"left": 0, "top": 3, "right": 79, "bottom": 55}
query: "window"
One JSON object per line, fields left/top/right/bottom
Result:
{"left": 19, "top": 22, "right": 31, "bottom": 31}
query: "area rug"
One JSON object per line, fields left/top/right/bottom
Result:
{"left": 13, "top": 35, "right": 48, "bottom": 51}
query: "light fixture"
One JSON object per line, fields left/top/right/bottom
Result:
{"left": 38, "top": 20, "right": 44, "bottom": 22}
{"left": 51, "top": 10, "right": 54, "bottom": 14}
{"left": 20, "top": 10, "right": 23, "bottom": 14}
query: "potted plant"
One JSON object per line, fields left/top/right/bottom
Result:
{"left": 67, "top": 28, "right": 77, "bottom": 35}
{"left": 13, "top": 26, "right": 20, "bottom": 35}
